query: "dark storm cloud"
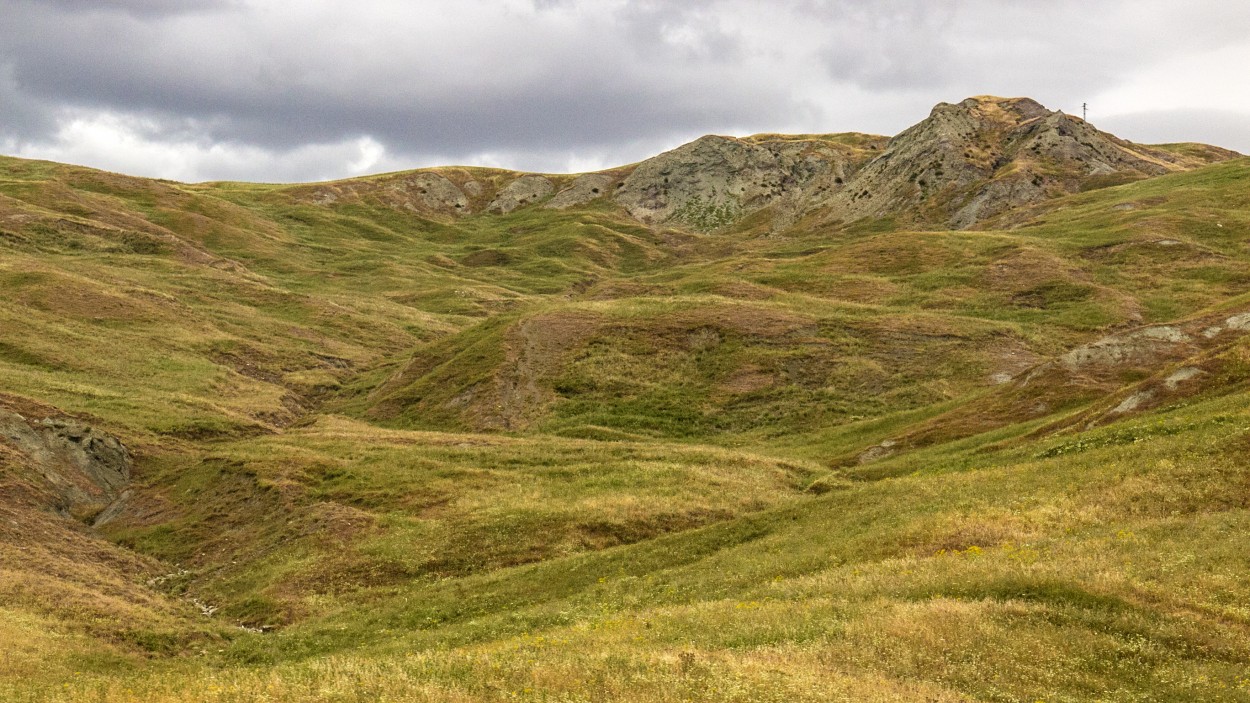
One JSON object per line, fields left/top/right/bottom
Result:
{"left": 0, "top": 63, "right": 53, "bottom": 137}
{"left": 1, "top": 0, "right": 1247, "bottom": 181}
{"left": 1, "top": 0, "right": 795, "bottom": 156}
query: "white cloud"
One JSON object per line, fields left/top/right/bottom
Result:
{"left": 1094, "top": 44, "right": 1250, "bottom": 117}
{"left": 1086, "top": 43, "right": 1250, "bottom": 151}
{"left": 1098, "top": 110, "right": 1249, "bottom": 154}
{"left": 13, "top": 112, "right": 408, "bottom": 182}
{"left": 1, "top": 0, "right": 1247, "bottom": 180}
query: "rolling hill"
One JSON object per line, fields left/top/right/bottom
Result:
{"left": 2, "top": 96, "right": 1250, "bottom": 702}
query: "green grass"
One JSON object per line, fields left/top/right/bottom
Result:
{"left": 2, "top": 154, "right": 1250, "bottom": 701}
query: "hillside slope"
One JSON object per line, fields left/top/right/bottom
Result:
{"left": 1, "top": 98, "right": 1249, "bottom": 702}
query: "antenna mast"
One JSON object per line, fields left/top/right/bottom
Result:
{"left": 1082, "top": 102, "right": 1088, "bottom": 122}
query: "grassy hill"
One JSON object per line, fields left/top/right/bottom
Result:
{"left": 2, "top": 98, "right": 1250, "bottom": 701}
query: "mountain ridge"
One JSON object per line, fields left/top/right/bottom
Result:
{"left": 240, "top": 95, "right": 1240, "bottom": 232}
{"left": 10, "top": 96, "right": 1237, "bottom": 234}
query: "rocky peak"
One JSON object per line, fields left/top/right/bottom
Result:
{"left": 822, "top": 95, "right": 1197, "bottom": 229}
{"left": 947, "top": 96, "right": 1050, "bottom": 125}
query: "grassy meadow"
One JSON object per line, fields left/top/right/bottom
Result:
{"left": 2, "top": 153, "right": 1250, "bottom": 701}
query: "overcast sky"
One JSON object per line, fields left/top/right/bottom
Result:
{"left": 2, "top": 0, "right": 1247, "bottom": 183}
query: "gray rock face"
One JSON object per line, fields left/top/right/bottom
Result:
{"left": 297, "top": 96, "right": 1234, "bottom": 231}
{"left": 822, "top": 96, "right": 1181, "bottom": 229}
{"left": 948, "top": 177, "right": 1048, "bottom": 229}
{"left": 599, "top": 101, "right": 1231, "bottom": 232}
{"left": 396, "top": 173, "right": 470, "bottom": 213}
{"left": 830, "top": 95, "right": 1190, "bottom": 227}
{"left": 546, "top": 174, "right": 614, "bottom": 209}
{"left": 487, "top": 175, "right": 555, "bottom": 214}
{"left": 826, "top": 99, "right": 1015, "bottom": 223}
{"left": 0, "top": 409, "right": 132, "bottom": 521}
{"left": 302, "top": 172, "right": 470, "bottom": 215}
{"left": 613, "top": 135, "right": 862, "bottom": 229}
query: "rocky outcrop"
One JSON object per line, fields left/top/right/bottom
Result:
{"left": 604, "top": 97, "right": 1233, "bottom": 233}
{"left": 546, "top": 174, "right": 614, "bottom": 209}
{"left": 401, "top": 173, "right": 471, "bottom": 213}
{"left": 486, "top": 175, "right": 555, "bottom": 214}
{"left": 299, "top": 172, "right": 471, "bottom": 216}
{"left": 613, "top": 135, "right": 881, "bottom": 229}
{"left": 1059, "top": 325, "right": 1191, "bottom": 372}
{"left": 0, "top": 409, "right": 132, "bottom": 523}
{"left": 821, "top": 96, "right": 1199, "bottom": 229}
{"left": 851, "top": 305, "right": 1250, "bottom": 468}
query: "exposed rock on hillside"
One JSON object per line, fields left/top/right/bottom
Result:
{"left": 300, "top": 172, "right": 471, "bottom": 215}
{"left": 821, "top": 96, "right": 1223, "bottom": 229}
{"left": 607, "top": 97, "right": 1234, "bottom": 233}
{"left": 613, "top": 134, "right": 884, "bottom": 229}
{"left": 1059, "top": 325, "right": 1191, "bottom": 371}
{"left": 281, "top": 96, "right": 1236, "bottom": 232}
{"left": 0, "top": 408, "right": 132, "bottom": 522}
{"left": 849, "top": 306, "right": 1250, "bottom": 468}
{"left": 546, "top": 174, "right": 614, "bottom": 209}
{"left": 487, "top": 175, "right": 555, "bottom": 214}
{"left": 404, "top": 173, "right": 472, "bottom": 213}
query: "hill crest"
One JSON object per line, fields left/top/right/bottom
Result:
{"left": 266, "top": 96, "right": 1242, "bottom": 232}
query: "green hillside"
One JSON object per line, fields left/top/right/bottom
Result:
{"left": 2, "top": 99, "right": 1250, "bottom": 701}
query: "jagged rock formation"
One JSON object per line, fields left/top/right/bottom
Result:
{"left": 612, "top": 134, "right": 884, "bottom": 229}
{"left": 586, "top": 97, "right": 1233, "bottom": 230}
{"left": 0, "top": 409, "right": 132, "bottom": 523}
{"left": 820, "top": 96, "right": 1217, "bottom": 228}
{"left": 602, "top": 97, "right": 1234, "bottom": 232}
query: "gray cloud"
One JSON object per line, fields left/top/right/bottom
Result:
{"left": 17, "top": 0, "right": 238, "bottom": 17}
{"left": 1, "top": 0, "right": 1247, "bottom": 181}
{"left": 816, "top": 0, "right": 1249, "bottom": 104}
{"left": 3, "top": 1, "right": 796, "bottom": 152}
{"left": 1100, "top": 110, "right": 1249, "bottom": 155}
{"left": 0, "top": 63, "right": 54, "bottom": 136}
